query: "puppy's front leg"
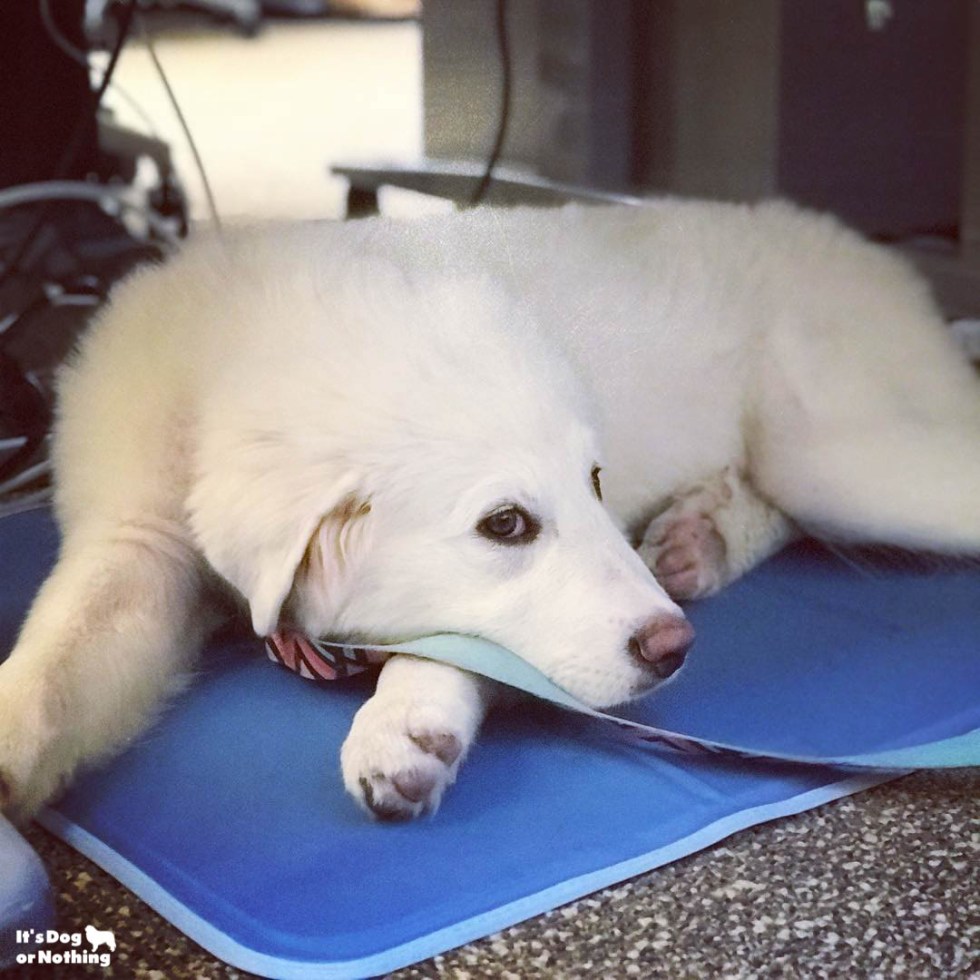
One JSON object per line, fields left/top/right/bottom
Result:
{"left": 0, "top": 530, "right": 213, "bottom": 819}
{"left": 341, "top": 655, "right": 496, "bottom": 820}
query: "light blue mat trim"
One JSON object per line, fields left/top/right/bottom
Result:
{"left": 38, "top": 775, "right": 890, "bottom": 980}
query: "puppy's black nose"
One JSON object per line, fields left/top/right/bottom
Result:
{"left": 629, "top": 615, "right": 695, "bottom": 679}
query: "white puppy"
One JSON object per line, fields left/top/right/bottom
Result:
{"left": 0, "top": 200, "right": 977, "bottom": 821}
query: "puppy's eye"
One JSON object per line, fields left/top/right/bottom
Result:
{"left": 476, "top": 505, "right": 539, "bottom": 545}
{"left": 591, "top": 465, "right": 603, "bottom": 501}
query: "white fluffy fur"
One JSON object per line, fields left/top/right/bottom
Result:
{"left": 1, "top": 200, "right": 978, "bottom": 819}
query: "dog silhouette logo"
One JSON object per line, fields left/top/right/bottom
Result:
{"left": 84, "top": 926, "right": 116, "bottom": 953}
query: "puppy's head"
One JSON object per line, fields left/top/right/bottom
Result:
{"left": 189, "top": 272, "right": 691, "bottom": 708}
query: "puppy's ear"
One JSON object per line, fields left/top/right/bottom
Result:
{"left": 189, "top": 460, "right": 366, "bottom": 637}
{"left": 286, "top": 494, "right": 373, "bottom": 623}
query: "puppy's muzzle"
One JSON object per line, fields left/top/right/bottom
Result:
{"left": 629, "top": 615, "right": 695, "bottom": 680}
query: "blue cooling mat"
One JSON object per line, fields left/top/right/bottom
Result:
{"left": 2, "top": 508, "right": 979, "bottom": 979}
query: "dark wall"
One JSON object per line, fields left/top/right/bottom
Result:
{"left": 778, "top": 0, "right": 969, "bottom": 236}
{"left": 0, "top": 0, "right": 96, "bottom": 188}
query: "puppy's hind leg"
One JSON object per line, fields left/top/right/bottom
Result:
{"left": 754, "top": 420, "right": 980, "bottom": 555}
{"left": 0, "top": 525, "right": 215, "bottom": 819}
{"left": 636, "top": 467, "right": 799, "bottom": 600}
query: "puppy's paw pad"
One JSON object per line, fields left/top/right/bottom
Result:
{"left": 354, "top": 757, "right": 453, "bottom": 821}
{"left": 391, "top": 769, "right": 438, "bottom": 804}
{"left": 357, "top": 771, "right": 438, "bottom": 819}
{"left": 409, "top": 730, "right": 462, "bottom": 766}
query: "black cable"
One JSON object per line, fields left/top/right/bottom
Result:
{"left": 0, "top": 0, "right": 139, "bottom": 296}
{"left": 469, "top": 0, "right": 511, "bottom": 207}
{"left": 139, "top": 16, "right": 222, "bottom": 230}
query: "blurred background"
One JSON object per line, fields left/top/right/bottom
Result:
{"left": 1, "top": 0, "right": 979, "bottom": 508}
{"left": 102, "top": 1, "right": 424, "bottom": 222}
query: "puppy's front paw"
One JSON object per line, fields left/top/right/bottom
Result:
{"left": 340, "top": 695, "right": 469, "bottom": 821}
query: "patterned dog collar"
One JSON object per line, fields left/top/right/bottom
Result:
{"left": 265, "top": 629, "right": 390, "bottom": 681}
